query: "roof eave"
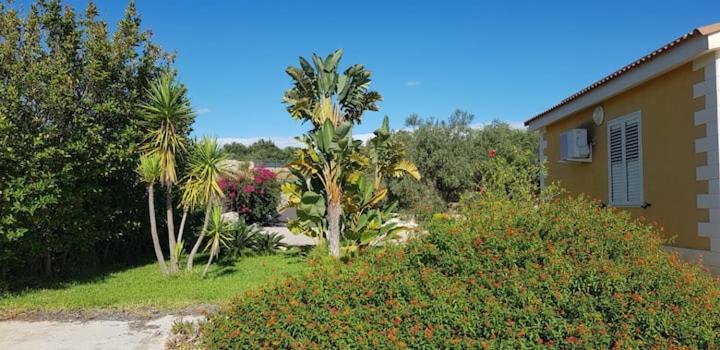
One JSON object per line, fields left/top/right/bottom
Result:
{"left": 527, "top": 30, "right": 720, "bottom": 131}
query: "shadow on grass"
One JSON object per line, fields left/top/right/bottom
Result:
{"left": 2, "top": 257, "right": 155, "bottom": 296}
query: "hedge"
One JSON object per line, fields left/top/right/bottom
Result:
{"left": 199, "top": 195, "right": 720, "bottom": 349}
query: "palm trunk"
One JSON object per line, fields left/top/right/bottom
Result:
{"left": 177, "top": 209, "right": 188, "bottom": 244}
{"left": 327, "top": 199, "right": 341, "bottom": 258}
{"left": 148, "top": 184, "right": 169, "bottom": 275}
{"left": 186, "top": 204, "right": 212, "bottom": 271}
{"left": 202, "top": 252, "right": 214, "bottom": 278}
{"left": 166, "top": 183, "right": 177, "bottom": 273}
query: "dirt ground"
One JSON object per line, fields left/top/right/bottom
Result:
{"left": 0, "top": 308, "right": 209, "bottom": 350}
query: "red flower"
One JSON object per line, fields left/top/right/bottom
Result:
{"left": 228, "top": 191, "right": 236, "bottom": 198}
{"left": 243, "top": 184, "right": 255, "bottom": 193}
{"left": 488, "top": 149, "right": 497, "bottom": 158}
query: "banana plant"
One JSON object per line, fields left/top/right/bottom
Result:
{"left": 369, "top": 116, "right": 421, "bottom": 190}
{"left": 283, "top": 49, "right": 382, "bottom": 128}
{"left": 286, "top": 119, "right": 358, "bottom": 257}
{"left": 283, "top": 50, "right": 420, "bottom": 258}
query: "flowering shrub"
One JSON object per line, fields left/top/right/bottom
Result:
{"left": 198, "top": 192, "right": 720, "bottom": 348}
{"left": 219, "top": 167, "right": 280, "bottom": 224}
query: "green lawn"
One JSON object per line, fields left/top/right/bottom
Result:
{"left": 0, "top": 254, "right": 307, "bottom": 312}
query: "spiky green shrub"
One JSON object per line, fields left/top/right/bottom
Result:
{"left": 199, "top": 194, "right": 720, "bottom": 349}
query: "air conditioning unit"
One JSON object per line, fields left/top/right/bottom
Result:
{"left": 560, "top": 129, "right": 591, "bottom": 162}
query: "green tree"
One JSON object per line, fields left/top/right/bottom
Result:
{"left": 282, "top": 49, "right": 382, "bottom": 257}
{"left": 137, "top": 153, "right": 169, "bottom": 275}
{"left": 0, "top": 0, "right": 172, "bottom": 278}
{"left": 138, "top": 72, "right": 195, "bottom": 273}
{"left": 222, "top": 140, "right": 297, "bottom": 165}
{"left": 389, "top": 111, "right": 539, "bottom": 209}
{"left": 183, "top": 137, "right": 228, "bottom": 271}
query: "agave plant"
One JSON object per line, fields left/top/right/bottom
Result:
{"left": 254, "top": 232, "right": 287, "bottom": 255}
{"left": 225, "top": 219, "right": 261, "bottom": 259}
{"left": 138, "top": 71, "right": 195, "bottom": 273}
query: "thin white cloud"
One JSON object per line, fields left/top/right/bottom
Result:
{"left": 405, "top": 81, "right": 421, "bottom": 87}
{"left": 196, "top": 107, "right": 211, "bottom": 116}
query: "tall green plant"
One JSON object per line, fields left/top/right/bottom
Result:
{"left": 0, "top": 0, "right": 172, "bottom": 278}
{"left": 137, "top": 153, "right": 169, "bottom": 275}
{"left": 183, "top": 137, "right": 227, "bottom": 271}
{"left": 202, "top": 206, "right": 232, "bottom": 277}
{"left": 283, "top": 49, "right": 382, "bottom": 257}
{"left": 139, "top": 71, "right": 195, "bottom": 273}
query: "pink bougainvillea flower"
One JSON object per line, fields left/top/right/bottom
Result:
{"left": 243, "top": 184, "right": 255, "bottom": 193}
{"left": 228, "top": 191, "right": 236, "bottom": 198}
{"left": 218, "top": 177, "right": 229, "bottom": 191}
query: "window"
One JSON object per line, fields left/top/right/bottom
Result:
{"left": 607, "top": 112, "right": 643, "bottom": 206}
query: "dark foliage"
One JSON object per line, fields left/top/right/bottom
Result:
{"left": 0, "top": 0, "right": 173, "bottom": 281}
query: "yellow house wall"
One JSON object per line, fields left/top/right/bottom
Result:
{"left": 543, "top": 62, "right": 709, "bottom": 250}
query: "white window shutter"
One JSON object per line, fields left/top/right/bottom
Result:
{"left": 608, "top": 122, "right": 627, "bottom": 204}
{"left": 607, "top": 112, "right": 643, "bottom": 206}
{"left": 624, "top": 118, "right": 642, "bottom": 203}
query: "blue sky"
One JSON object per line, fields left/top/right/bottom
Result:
{"left": 18, "top": 0, "right": 720, "bottom": 146}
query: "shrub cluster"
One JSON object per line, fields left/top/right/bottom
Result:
{"left": 224, "top": 220, "right": 287, "bottom": 260}
{"left": 199, "top": 194, "right": 720, "bottom": 349}
{"left": 219, "top": 167, "right": 280, "bottom": 224}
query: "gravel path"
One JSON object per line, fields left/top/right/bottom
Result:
{"left": 0, "top": 315, "right": 202, "bottom": 350}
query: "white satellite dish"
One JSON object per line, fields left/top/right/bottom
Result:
{"left": 593, "top": 106, "right": 604, "bottom": 126}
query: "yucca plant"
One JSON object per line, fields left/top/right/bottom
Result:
{"left": 137, "top": 153, "right": 169, "bottom": 276}
{"left": 183, "top": 136, "right": 228, "bottom": 271}
{"left": 202, "top": 205, "right": 233, "bottom": 277}
{"left": 139, "top": 71, "right": 195, "bottom": 273}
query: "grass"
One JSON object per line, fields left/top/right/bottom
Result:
{"left": 0, "top": 253, "right": 308, "bottom": 312}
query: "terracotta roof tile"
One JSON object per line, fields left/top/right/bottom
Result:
{"left": 525, "top": 23, "right": 720, "bottom": 126}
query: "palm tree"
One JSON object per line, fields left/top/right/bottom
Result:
{"left": 138, "top": 72, "right": 195, "bottom": 273}
{"left": 202, "top": 205, "right": 232, "bottom": 277}
{"left": 137, "top": 153, "right": 169, "bottom": 276}
{"left": 183, "top": 136, "right": 227, "bottom": 271}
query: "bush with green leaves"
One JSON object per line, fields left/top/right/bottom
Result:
{"left": 254, "top": 232, "right": 287, "bottom": 256}
{"left": 389, "top": 111, "right": 538, "bottom": 209}
{"left": 224, "top": 220, "right": 261, "bottom": 259}
{"left": 0, "top": 0, "right": 173, "bottom": 279}
{"left": 199, "top": 191, "right": 720, "bottom": 348}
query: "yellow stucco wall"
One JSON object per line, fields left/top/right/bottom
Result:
{"left": 543, "top": 62, "right": 710, "bottom": 250}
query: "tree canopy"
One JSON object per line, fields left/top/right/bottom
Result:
{"left": 0, "top": 0, "right": 174, "bottom": 279}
